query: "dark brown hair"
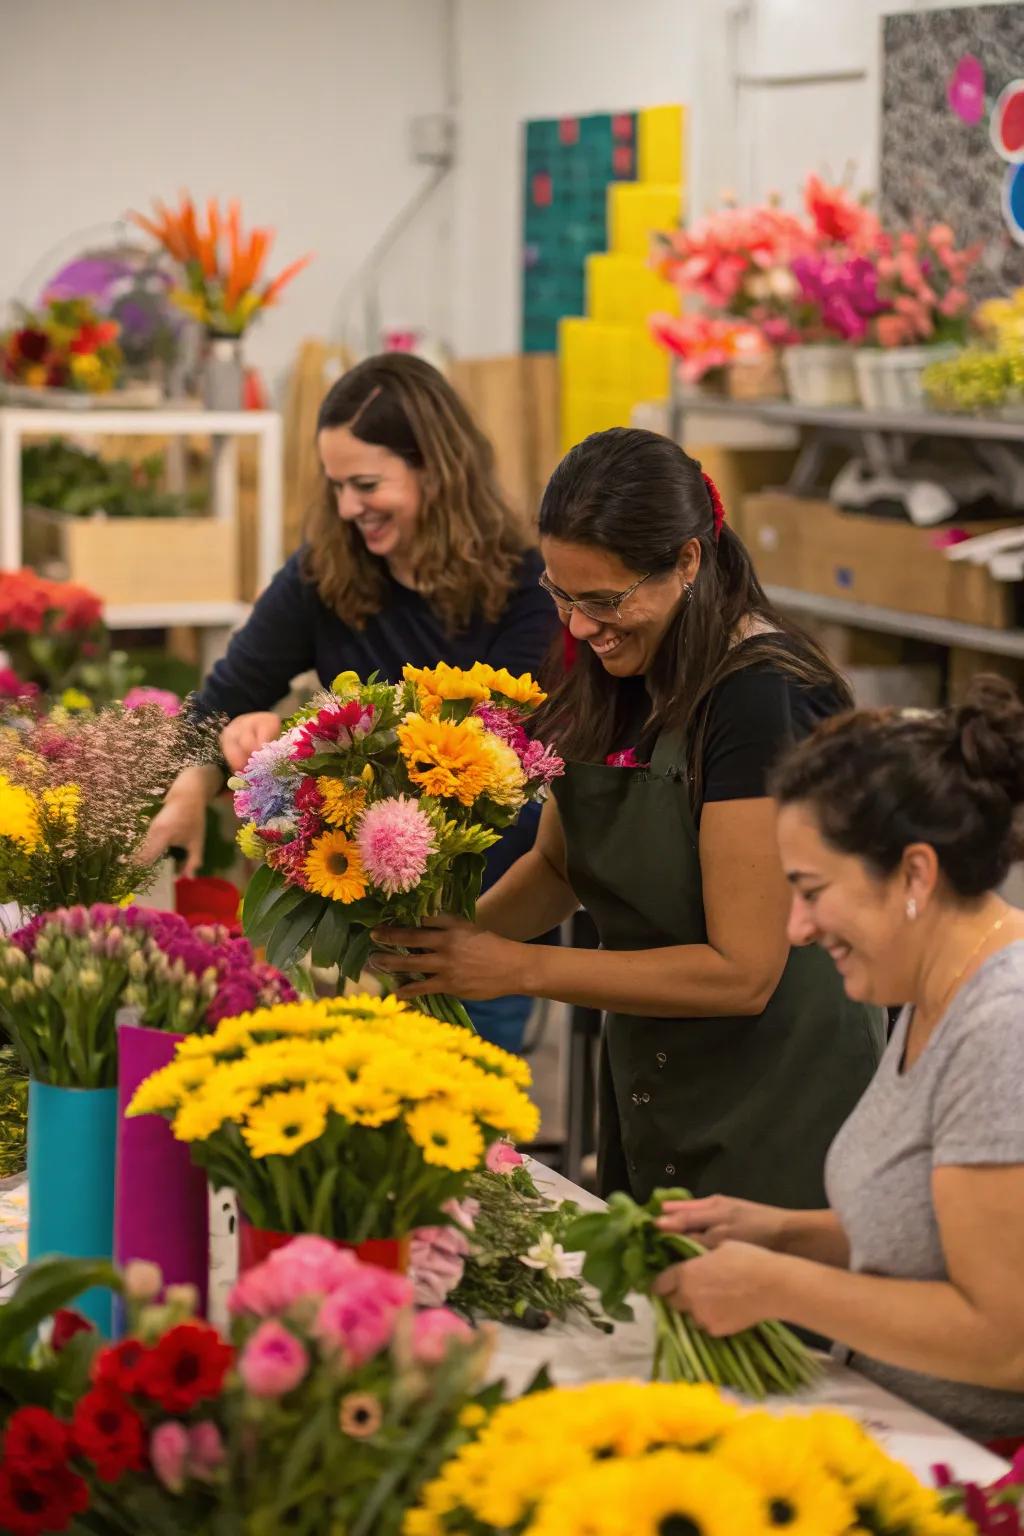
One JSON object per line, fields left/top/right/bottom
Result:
{"left": 536, "top": 427, "right": 850, "bottom": 799}
{"left": 304, "top": 354, "right": 525, "bottom": 632}
{"left": 771, "top": 674, "right": 1024, "bottom": 897}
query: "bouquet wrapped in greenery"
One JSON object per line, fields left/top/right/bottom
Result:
{"left": 128, "top": 996, "right": 540, "bottom": 1240}
{"left": 566, "top": 1189, "right": 819, "bottom": 1398}
{"left": 233, "top": 663, "right": 563, "bottom": 1027}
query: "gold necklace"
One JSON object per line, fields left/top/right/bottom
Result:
{"left": 932, "top": 910, "right": 1007, "bottom": 1021}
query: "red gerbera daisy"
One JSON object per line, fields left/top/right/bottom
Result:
{"left": 0, "top": 1463, "right": 89, "bottom": 1535}
{"left": 71, "top": 1386, "right": 146, "bottom": 1482}
{"left": 91, "top": 1337, "right": 151, "bottom": 1396}
{"left": 2, "top": 1407, "right": 70, "bottom": 1474}
{"left": 138, "top": 1323, "right": 233, "bottom": 1414}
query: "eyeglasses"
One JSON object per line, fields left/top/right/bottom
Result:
{"left": 538, "top": 570, "right": 654, "bottom": 624}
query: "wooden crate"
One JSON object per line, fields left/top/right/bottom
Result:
{"left": 24, "top": 507, "right": 238, "bottom": 607}
{"left": 742, "top": 494, "right": 1017, "bottom": 630}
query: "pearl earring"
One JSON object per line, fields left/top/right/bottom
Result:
{"left": 906, "top": 898, "right": 918, "bottom": 921}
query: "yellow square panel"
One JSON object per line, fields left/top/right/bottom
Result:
{"left": 608, "top": 183, "right": 683, "bottom": 258}
{"left": 638, "top": 104, "right": 686, "bottom": 185}
{"left": 587, "top": 252, "right": 680, "bottom": 326}
{"left": 560, "top": 391, "right": 638, "bottom": 453}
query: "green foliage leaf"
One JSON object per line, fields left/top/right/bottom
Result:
{"left": 265, "top": 895, "right": 327, "bottom": 971}
{"left": 310, "top": 903, "right": 351, "bottom": 970}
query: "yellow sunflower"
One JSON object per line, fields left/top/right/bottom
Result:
{"left": 0, "top": 775, "right": 39, "bottom": 851}
{"left": 396, "top": 714, "right": 493, "bottom": 806}
{"left": 127, "top": 1057, "right": 215, "bottom": 1117}
{"left": 317, "top": 776, "right": 367, "bottom": 829}
{"left": 242, "top": 1086, "right": 328, "bottom": 1158}
{"left": 304, "top": 830, "right": 368, "bottom": 902}
{"left": 172, "top": 1081, "right": 258, "bottom": 1143}
{"left": 328, "top": 1078, "right": 402, "bottom": 1127}
{"left": 405, "top": 1102, "right": 484, "bottom": 1171}
{"left": 716, "top": 1416, "right": 854, "bottom": 1536}
{"left": 532, "top": 1450, "right": 770, "bottom": 1536}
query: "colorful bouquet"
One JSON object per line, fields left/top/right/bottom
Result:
{"left": 233, "top": 663, "right": 563, "bottom": 1027}
{"left": 566, "top": 1189, "right": 818, "bottom": 1398}
{"left": 406, "top": 1379, "right": 974, "bottom": 1536}
{"left": 0, "top": 905, "right": 294, "bottom": 1088}
{"left": 132, "top": 193, "right": 313, "bottom": 337}
{"left": 0, "top": 700, "right": 219, "bottom": 912}
{"left": 127, "top": 995, "right": 539, "bottom": 1241}
{"left": 648, "top": 313, "right": 769, "bottom": 385}
{"left": 0, "top": 1239, "right": 491, "bottom": 1536}
{"left": 2, "top": 298, "right": 123, "bottom": 393}
{"left": 935, "top": 1450, "right": 1024, "bottom": 1535}
{"left": 412, "top": 1146, "right": 608, "bottom": 1332}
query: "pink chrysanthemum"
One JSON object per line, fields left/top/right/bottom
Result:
{"left": 356, "top": 796, "right": 435, "bottom": 895}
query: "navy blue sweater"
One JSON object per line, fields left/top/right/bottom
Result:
{"left": 196, "top": 546, "right": 557, "bottom": 719}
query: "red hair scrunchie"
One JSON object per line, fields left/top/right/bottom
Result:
{"left": 702, "top": 472, "right": 727, "bottom": 541}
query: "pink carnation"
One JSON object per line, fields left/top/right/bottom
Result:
{"left": 239, "top": 1319, "right": 309, "bottom": 1398}
{"left": 411, "top": 1308, "right": 474, "bottom": 1366}
{"left": 228, "top": 1235, "right": 360, "bottom": 1317}
{"left": 313, "top": 1266, "right": 413, "bottom": 1368}
{"left": 122, "top": 686, "right": 181, "bottom": 717}
{"left": 356, "top": 795, "right": 435, "bottom": 895}
{"left": 485, "top": 1139, "right": 524, "bottom": 1174}
{"left": 410, "top": 1223, "right": 473, "bottom": 1308}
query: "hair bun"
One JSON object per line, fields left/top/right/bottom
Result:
{"left": 954, "top": 674, "right": 1024, "bottom": 803}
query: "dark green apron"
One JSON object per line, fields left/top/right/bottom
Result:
{"left": 553, "top": 730, "right": 885, "bottom": 1208}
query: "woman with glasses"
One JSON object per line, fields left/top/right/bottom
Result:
{"left": 374, "top": 427, "right": 884, "bottom": 1208}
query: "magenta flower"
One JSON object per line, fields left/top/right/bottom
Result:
{"left": 228, "top": 1235, "right": 360, "bottom": 1317}
{"left": 411, "top": 1308, "right": 474, "bottom": 1366}
{"left": 122, "top": 686, "right": 181, "bottom": 717}
{"left": 519, "top": 737, "right": 564, "bottom": 785}
{"left": 150, "top": 1421, "right": 189, "bottom": 1493}
{"left": 313, "top": 1268, "right": 413, "bottom": 1367}
{"left": 356, "top": 795, "right": 436, "bottom": 895}
{"left": 948, "top": 54, "right": 985, "bottom": 126}
{"left": 239, "top": 1319, "right": 309, "bottom": 1398}
{"left": 187, "top": 1421, "right": 225, "bottom": 1483}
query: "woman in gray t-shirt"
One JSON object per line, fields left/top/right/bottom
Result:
{"left": 653, "top": 675, "right": 1024, "bottom": 1443}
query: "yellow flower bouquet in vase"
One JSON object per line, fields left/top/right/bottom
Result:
{"left": 127, "top": 994, "right": 540, "bottom": 1273}
{"left": 231, "top": 665, "right": 564, "bottom": 1031}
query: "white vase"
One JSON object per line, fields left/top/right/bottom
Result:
{"left": 855, "top": 344, "right": 959, "bottom": 413}
{"left": 782, "top": 345, "right": 859, "bottom": 408}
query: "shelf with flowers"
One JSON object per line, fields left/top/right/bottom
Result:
{"left": 231, "top": 662, "right": 563, "bottom": 1033}
{"left": 126, "top": 993, "right": 540, "bottom": 1275}
{"left": 1, "top": 297, "right": 130, "bottom": 404}
{"left": 0, "top": 1238, "right": 493, "bottom": 1536}
{"left": 131, "top": 193, "right": 313, "bottom": 409}
{"left": 922, "top": 289, "right": 1024, "bottom": 418}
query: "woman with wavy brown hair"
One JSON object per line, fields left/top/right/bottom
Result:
{"left": 143, "top": 353, "right": 557, "bottom": 1045}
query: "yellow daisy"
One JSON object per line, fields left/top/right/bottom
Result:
{"left": 127, "top": 1057, "right": 215, "bottom": 1117}
{"left": 403, "top": 661, "right": 492, "bottom": 717}
{"left": 304, "top": 830, "right": 368, "bottom": 903}
{"left": 0, "top": 775, "right": 40, "bottom": 851}
{"left": 328, "top": 1078, "right": 402, "bottom": 1127}
{"left": 316, "top": 776, "right": 367, "bottom": 829}
{"left": 405, "top": 1101, "right": 484, "bottom": 1171}
{"left": 242, "top": 1086, "right": 327, "bottom": 1158}
{"left": 396, "top": 714, "right": 493, "bottom": 806}
{"left": 716, "top": 1416, "right": 854, "bottom": 1536}
{"left": 236, "top": 821, "right": 264, "bottom": 860}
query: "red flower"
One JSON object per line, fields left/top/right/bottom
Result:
{"left": 9, "top": 329, "right": 49, "bottom": 366}
{"left": 291, "top": 701, "right": 376, "bottom": 759}
{"left": 91, "top": 1337, "right": 151, "bottom": 1396}
{"left": 2, "top": 1408, "right": 70, "bottom": 1473}
{"left": 138, "top": 1323, "right": 233, "bottom": 1414}
{"left": 295, "top": 776, "right": 324, "bottom": 813}
{"left": 0, "top": 1463, "right": 89, "bottom": 1536}
{"left": 71, "top": 1386, "right": 146, "bottom": 1482}
{"left": 68, "top": 321, "right": 119, "bottom": 356}
{"left": 50, "top": 1308, "right": 93, "bottom": 1354}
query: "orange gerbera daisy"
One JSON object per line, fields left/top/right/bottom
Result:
{"left": 396, "top": 714, "right": 492, "bottom": 805}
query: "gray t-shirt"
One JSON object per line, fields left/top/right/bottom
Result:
{"left": 825, "top": 941, "right": 1024, "bottom": 1441}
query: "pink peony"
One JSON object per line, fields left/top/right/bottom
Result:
{"left": 411, "top": 1308, "right": 474, "bottom": 1366}
{"left": 228, "top": 1235, "right": 360, "bottom": 1318}
{"left": 122, "top": 686, "right": 181, "bottom": 717}
{"left": 313, "top": 1267, "right": 413, "bottom": 1368}
{"left": 150, "top": 1421, "right": 189, "bottom": 1493}
{"left": 355, "top": 795, "right": 435, "bottom": 895}
{"left": 485, "top": 1139, "right": 525, "bottom": 1174}
{"left": 239, "top": 1319, "right": 309, "bottom": 1398}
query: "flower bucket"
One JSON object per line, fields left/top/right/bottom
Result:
{"left": 175, "top": 875, "right": 241, "bottom": 931}
{"left": 114, "top": 1022, "right": 209, "bottom": 1316}
{"left": 27, "top": 1080, "right": 117, "bottom": 1333}
{"left": 238, "top": 1217, "right": 410, "bottom": 1275}
{"left": 782, "top": 344, "right": 859, "bottom": 408}
{"left": 727, "top": 352, "right": 785, "bottom": 402}
{"left": 855, "top": 343, "right": 958, "bottom": 413}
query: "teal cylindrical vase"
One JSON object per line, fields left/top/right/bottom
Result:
{"left": 27, "top": 1080, "right": 118, "bottom": 1334}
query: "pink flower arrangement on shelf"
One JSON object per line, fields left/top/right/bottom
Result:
{"left": 649, "top": 313, "right": 768, "bottom": 384}
{"left": 872, "top": 224, "right": 983, "bottom": 347}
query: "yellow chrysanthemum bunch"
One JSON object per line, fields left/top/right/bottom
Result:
{"left": 128, "top": 994, "right": 539, "bottom": 1240}
{"left": 405, "top": 1383, "right": 973, "bottom": 1536}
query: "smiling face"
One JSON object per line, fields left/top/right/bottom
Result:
{"left": 776, "top": 801, "right": 920, "bottom": 1006}
{"left": 318, "top": 425, "right": 423, "bottom": 573}
{"left": 540, "top": 536, "right": 697, "bottom": 677}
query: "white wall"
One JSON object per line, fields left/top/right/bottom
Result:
{"left": 0, "top": 0, "right": 452, "bottom": 385}
{"left": 450, "top": 0, "right": 700, "bottom": 357}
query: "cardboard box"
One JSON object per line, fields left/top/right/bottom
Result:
{"left": 742, "top": 494, "right": 1017, "bottom": 630}
{"left": 24, "top": 507, "right": 238, "bottom": 608}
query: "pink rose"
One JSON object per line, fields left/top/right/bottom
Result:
{"left": 229, "top": 1236, "right": 360, "bottom": 1317}
{"left": 411, "top": 1309, "right": 474, "bottom": 1367}
{"left": 187, "top": 1421, "right": 225, "bottom": 1483}
{"left": 410, "top": 1224, "right": 473, "bottom": 1308}
{"left": 485, "top": 1140, "right": 524, "bottom": 1174}
{"left": 313, "top": 1268, "right": 413, "bottom": 1368}
{"left": 150, "top": 1421, "right": 189, "bottom": 1493}
{"left": 239, "top": 1319, "right": 309, "bottom": 1398}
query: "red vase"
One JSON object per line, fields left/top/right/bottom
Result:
{"left": 175, "top": 876, "right": 241, "bottom": 932}
{"left": 237, "top": 1219, "right": 409, "bottom": 1274}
